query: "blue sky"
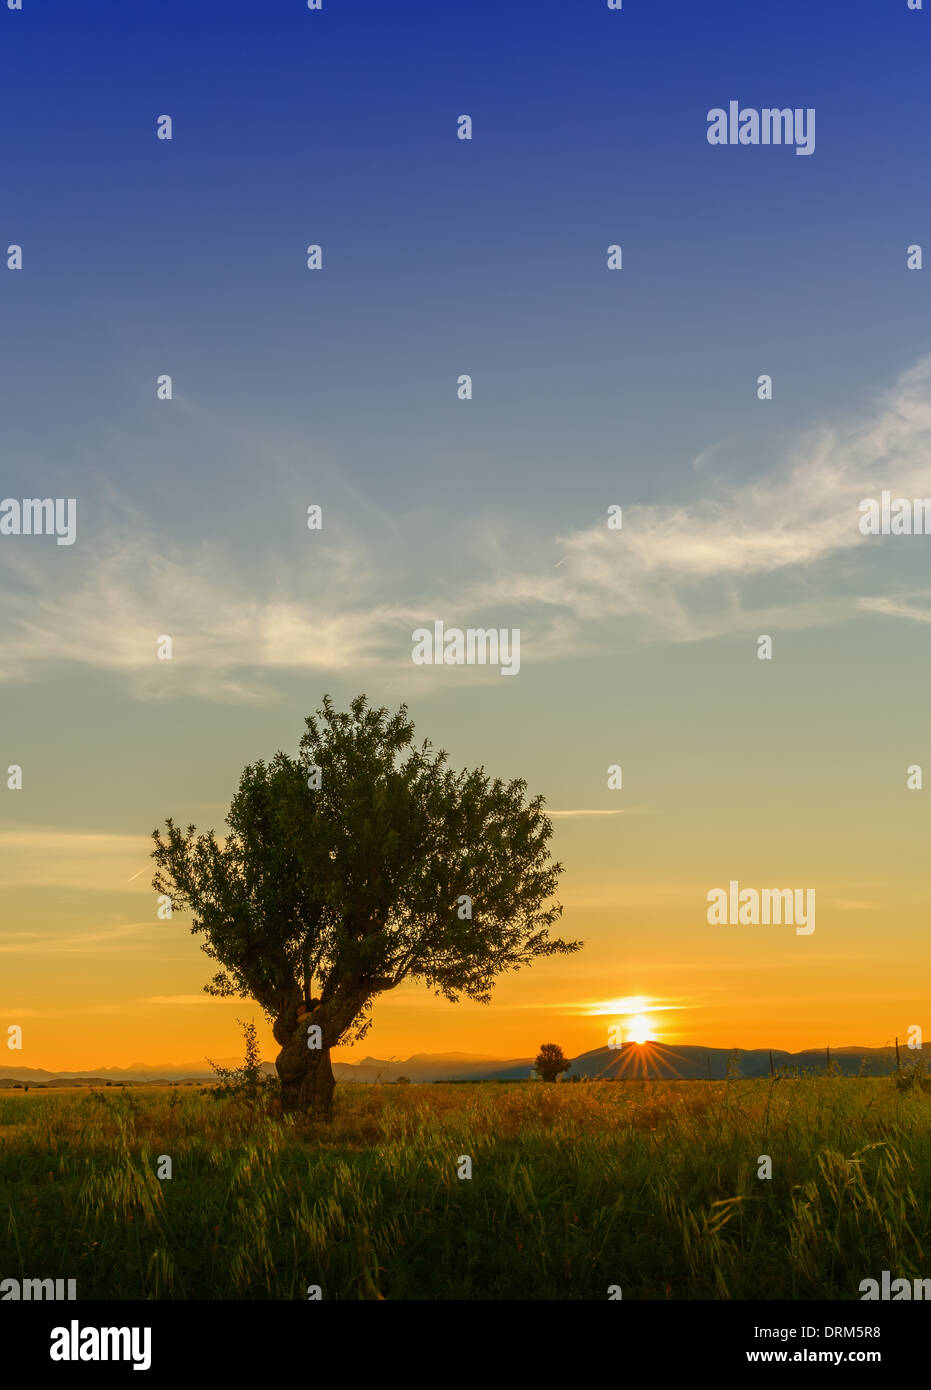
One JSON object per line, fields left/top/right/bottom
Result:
{"left": 2, "top": 0, "right": 928, "bottom": 521}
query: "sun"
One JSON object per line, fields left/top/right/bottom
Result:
{"left": 586, "top": 995, "right": 666, "bottom": 1045}
{"left": 627, "top": 1016, "right": 655, "bottom": 1045}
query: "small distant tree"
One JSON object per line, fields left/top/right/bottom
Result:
{"left": 535, "top": 1043, "right": 570, "bottom": 1083}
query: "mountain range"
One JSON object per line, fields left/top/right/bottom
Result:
{"left": 0, "top": 1043, "right": 913, "bottom": 1086}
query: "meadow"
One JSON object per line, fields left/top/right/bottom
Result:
{"left": 0, "top": 1077, "right": 928, "bottom": 1300}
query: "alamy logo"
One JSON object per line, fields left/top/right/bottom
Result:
{"left": 707, "top": 102, "right": 815, "bottom": 156}
{"left": 860, "top": 1272, "right": 931, "bottom": 1300}
{"left": 50, "top": 1320, "right": 151, "bottom": 1371}
{"left": 411, "top": 621, "right": 520, "bottom": 676}
{"left": 707, "top": 880, "right": 815, "bottom": 935}
{"left": 859, "top": 491, "right": 931, "bottom": 535}
{"left": 0, "top": 497, "right": 76, "bottom": 545}
{"left": 1, "top": 1277, "right": 76, "bottom": 1300}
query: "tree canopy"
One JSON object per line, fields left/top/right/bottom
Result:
{"left": 151, "top": 695, "right": 581, "bottom": 1111}
{"left": 535, "top": 1043, "right": 571, "bottom": 1082}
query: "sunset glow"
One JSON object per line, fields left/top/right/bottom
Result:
{"left": 627, "top": 1016, "right": 656, "bottom": 1045}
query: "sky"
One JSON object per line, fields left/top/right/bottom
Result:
{"left": 1, "top": 0, "right": 929, "bottom": 1071}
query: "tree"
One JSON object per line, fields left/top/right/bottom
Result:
{"left": 152, "top": 694, "right": 581, "bottom": 1118}
{"left": 535, "top": 1043, "right": 570, "bottom": 1083}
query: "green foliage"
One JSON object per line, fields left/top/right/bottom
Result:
{"left": 534, "top": 1043, "right": 571, "bottom": 1083}
{"left": 893, "top": 1053, "right": 926, "bottom": 1093}
{"left": 1, "top": 1078, "right": 929, "bottom": 1299}
{"left": 152, "top": 695, "right": 579, "bottom": 1051}
{"left": 202, "top": 1020, "right": 278, "bottom": 1110}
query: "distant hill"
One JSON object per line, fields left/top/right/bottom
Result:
{"left": 0, "top": 1060, "right": 268, "bottom": 1086}
{"left": 564, "top": 1044, "right": 904, "bottom": 1080}
{"left": 0, "top": 1043, "right": 911, "bottom": 1087}
{"left": 331, "top": 1054, "right": 536, "bottom": 1083}
{"left": 331, "top": 1044, "right": 906, "bottom": 1083}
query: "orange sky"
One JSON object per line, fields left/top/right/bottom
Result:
{"left": 2, "top": 612, "right": 928, "bottom": 1073}
{"left": 2, "top": 814, "right": 926, "bottom": 1071}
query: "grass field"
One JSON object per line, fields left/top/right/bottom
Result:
{"left": 1, "top": 1077, "right": 928, "bottom": 1300}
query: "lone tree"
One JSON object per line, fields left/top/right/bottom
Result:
{"left": 152, "top": 695, "right": 580, "bottom": 1119}
{"left": 535, "top": 1043, "right": 570, "bottom": 1083}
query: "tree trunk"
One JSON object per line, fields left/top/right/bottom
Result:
{"left": 274, "top": 1014, "right": 336, "bottom": 1119}
{"left": 272, "top": 984, "right": 374, "bottom": 1120}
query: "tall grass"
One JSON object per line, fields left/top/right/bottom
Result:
{"left": 0, "top": 1078, "right": 928, "bottom": 1299}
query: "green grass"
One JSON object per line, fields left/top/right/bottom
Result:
{"left": 1, "top": 1077, "right": 928, "bottom": 1299}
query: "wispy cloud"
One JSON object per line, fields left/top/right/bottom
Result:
{"left": 858, "top": 593, "right": 931, "bottom": 624}
{"left": 0, "top": 923, "right": 156, "bottom": 955}
{"left": 476, "top": 355, "right": 931, "bottom": 643}
{"left": 0, "top": 829, "right": 153, "bottom": 891}
{"left": 3, "top": 357, "right": 931, "bottom": 698}
{"left": 141, "top": 995, "right": 227, "bottom": 1005}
